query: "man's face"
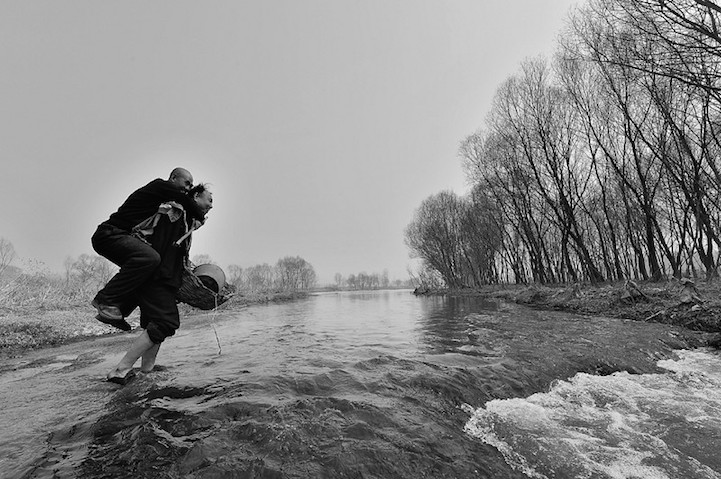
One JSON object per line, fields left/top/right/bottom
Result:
{"left": 194, "top": 190, "right": 213, "bottom": 214}
{"left": 171, "top": 173, "right": 193, "bottom": 192}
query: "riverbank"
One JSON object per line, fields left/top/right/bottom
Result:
{"left": 5, "top": 279, "right": 721, "bottom": 356}
{"left": 420, "top": 279, "right": 721, "bottom": 341}
{"left": 0, "top": 291, "right": 308, "bottom": 357}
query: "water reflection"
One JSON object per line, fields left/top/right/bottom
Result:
{"left": 414, "top": 294, "right": 503, "bottom": 356}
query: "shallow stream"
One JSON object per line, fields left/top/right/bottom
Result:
{"left": 1, "top": 290, "right": 718, "bottom": 478}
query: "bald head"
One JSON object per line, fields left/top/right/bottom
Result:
{"left": 168, "top": 167, "right": 193, "bottom": 192}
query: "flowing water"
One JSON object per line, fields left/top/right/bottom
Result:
{"left": 0, "top": 290, "right": 719, "bottom": 478}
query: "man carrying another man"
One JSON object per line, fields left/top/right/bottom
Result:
{"left": 91, "top": 167, "right": 213, "bottom": 384}
{"left": 91, "top": 167, "right": 207, "bottom": 330}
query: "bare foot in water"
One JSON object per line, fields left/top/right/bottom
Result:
{"left": 140, "top": 343, "right": 161, "bottom": 373}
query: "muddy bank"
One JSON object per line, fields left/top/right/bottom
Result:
{"left": 418, "top": 280, "right": 721, "bottom": 338}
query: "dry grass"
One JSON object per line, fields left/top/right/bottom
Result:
{"left": 0, "top": 273, "right": 89, "bottom": 314}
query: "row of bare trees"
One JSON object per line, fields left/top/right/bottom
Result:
{"left": 227, "top": 256, "right": 317, "bottom": 292}
{"left": 407, "top": 0, "right": 721, "bottom": 286}
{"left": 332, "top": 270, "right": 409, "bottom": 290}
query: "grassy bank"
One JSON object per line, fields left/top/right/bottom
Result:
{"left": 0, "top": 290, "right": 308, "bottom": 357}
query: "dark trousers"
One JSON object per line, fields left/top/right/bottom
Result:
{"left": 117, "top": 282, "right": 180, "bottom": 344}
{"left": 91, "top": 223, "right": 161, "bottom": 306}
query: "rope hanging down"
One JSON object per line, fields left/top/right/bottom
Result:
{"left": 209, "top": 294, "right": 221, "bottom": 355}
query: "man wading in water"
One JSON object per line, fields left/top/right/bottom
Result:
{"left": 91, "top": 168, "right": 212, "bottom": 384}
{"left": 103, "top": 184, "right": 214, "bottom": 384}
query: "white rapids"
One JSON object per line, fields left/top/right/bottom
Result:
{"left": 464, "top": 348, "right": 721, "bottom": 479}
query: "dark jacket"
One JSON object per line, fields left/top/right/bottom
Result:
{"left": 104, "top": 178, "right": 205, "bottom": 232}
{"left": 148, "top": 213, "right": 188, "bottom": 289}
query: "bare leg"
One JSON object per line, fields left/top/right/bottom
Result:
{"left": 107, "top": 330, "right": 155, "bottom": 381}
{"left": 141, "top": 343, "right": 161, "bottom": 372}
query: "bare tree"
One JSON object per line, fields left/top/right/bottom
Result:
{"left": 227, "top": 264, "right": 243, "bottom": 288}
{"left": 243, "top": 263, "right": 274, "bottom": 291}
{"left": 405, "top": 191, "right": 466, "bottom": 287}
{"left": 0, "top": 238, "right": 16, "bottom": 276}
{"left": 584, "top": 0, "right": 721, "bottom": 102}
{"left": 275, "top": 256, "right": 317, "bottom": 291}
{"left": 69, "top": 254, "right": 116, "bottom": 292}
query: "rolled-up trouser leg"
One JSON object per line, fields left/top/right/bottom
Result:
{"left": 92, "top": 223, "right": 161, "bottom": 306}
{"left": 138, "top": 282, "right": 180, "bottom": 344}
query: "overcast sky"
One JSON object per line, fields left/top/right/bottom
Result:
{"left": 1, "top": 0, "right": 579, "bottom": 284}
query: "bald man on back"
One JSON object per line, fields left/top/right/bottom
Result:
{"left": 90, "top": 168, "right": 207, "bottom": 330}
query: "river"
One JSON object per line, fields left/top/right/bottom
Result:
{"left": 0, "top": 290, "right": 719, "bottom": 478}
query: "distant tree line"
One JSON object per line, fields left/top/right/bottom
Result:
{"left": 227, "top": 255, "right": 317, "bottom": 292}
{"left": 406, "top": 0, "right": 721, "bottom": 286}
{"left": 331, "top": 270, "right": 411, "bottom": 290}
